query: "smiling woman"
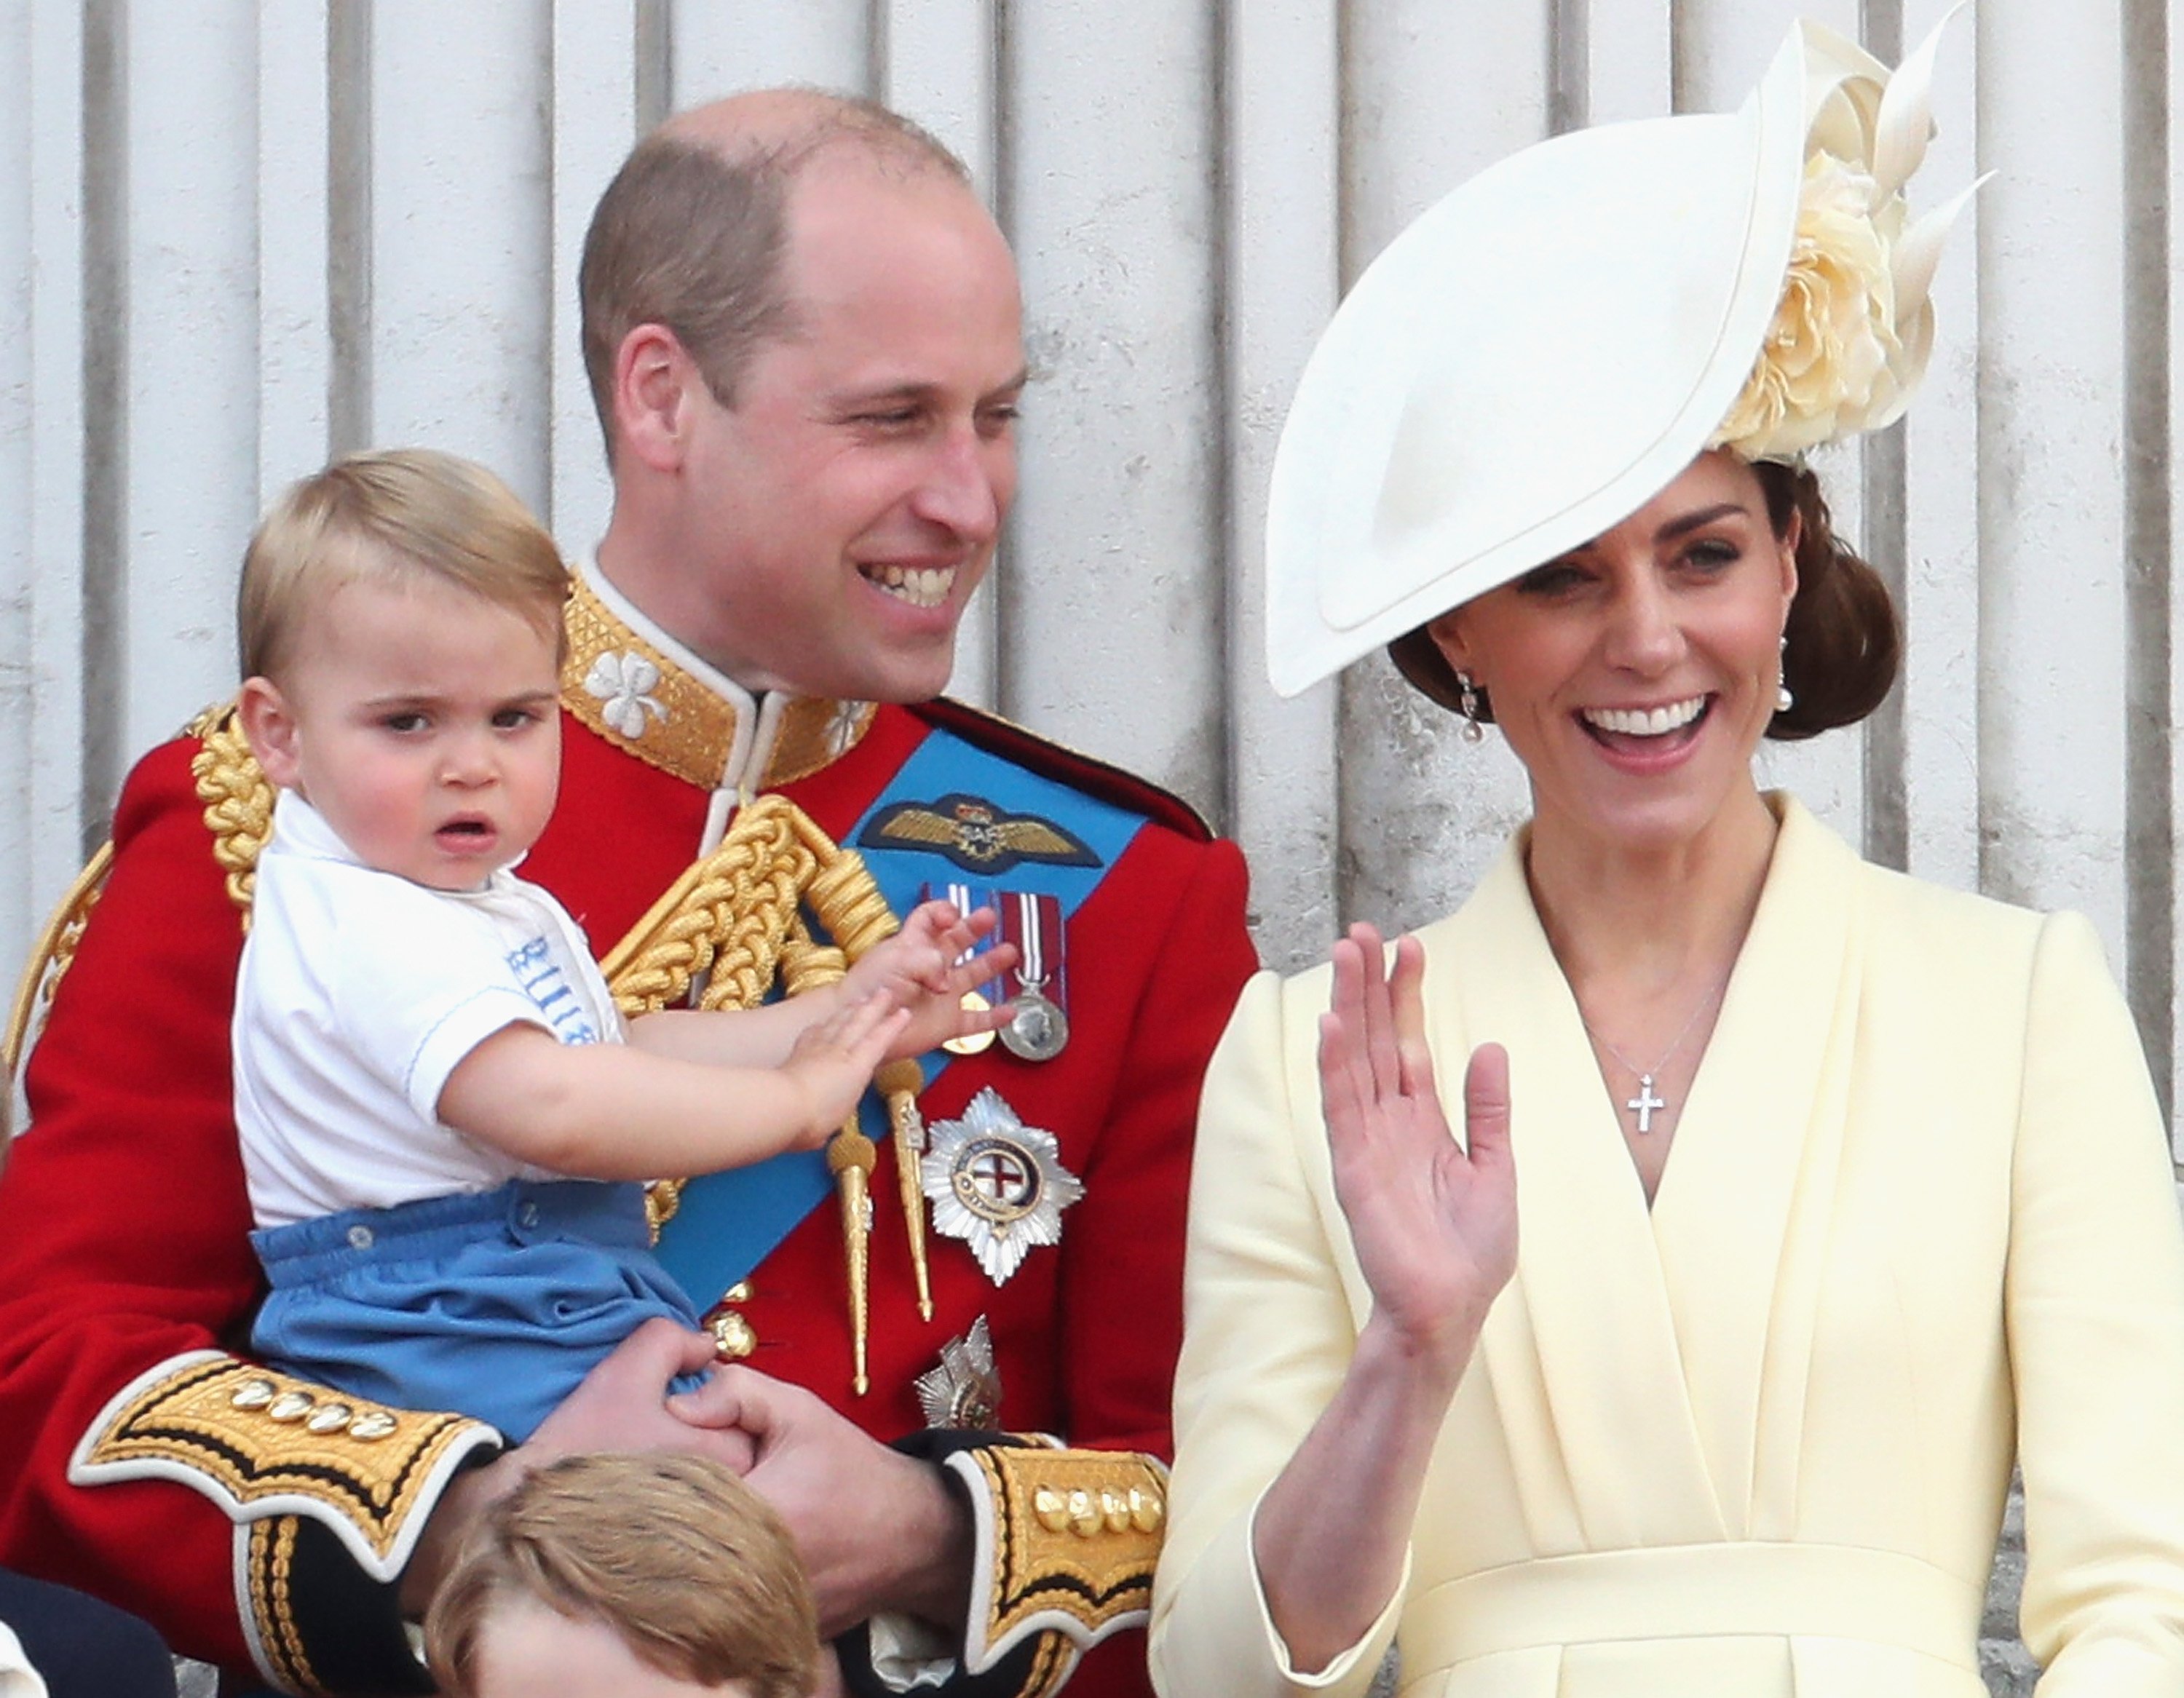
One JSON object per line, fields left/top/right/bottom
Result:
{"left": 1420, "top": 453, "right": 1799, "bottom": 881}
{"left": 1151, "top": 15, "right": 2184, "bottom": 1698}
{"left": 1388, "top": 457, "right": 1899, "bottom": 750}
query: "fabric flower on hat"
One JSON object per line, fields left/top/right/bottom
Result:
{"left": 1713, "top": 9, "right": 1979, "bottom": 465}
{"left": 1715, "top": 154, "right": 1901, "bottom": 460}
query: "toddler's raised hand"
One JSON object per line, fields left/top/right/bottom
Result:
{"left": 782, "top": 993, "right": 911, "bottom": 1146}
{"left": 847, "top": 900, "right": 1021, "bottom": 1059}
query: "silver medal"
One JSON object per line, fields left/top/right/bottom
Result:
{"left": 921, "top": 1087, "right": 1084, "bottom": 1285}
{"left": 1000, "top": 984, "right": 1069, "bottom": 1062}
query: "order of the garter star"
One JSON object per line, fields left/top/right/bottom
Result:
{"left": 921, "top": 1088, "right": 1084, "bottom": 1285}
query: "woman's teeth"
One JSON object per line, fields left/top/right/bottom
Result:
{"left": 1581, "top": 697, "right": 1705, "bottom": 737}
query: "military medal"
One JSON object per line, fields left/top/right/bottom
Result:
{"left": 997, "top": 891, "right": 1069, "bottom": 1062}
{"left": 942, "top": 989, "right": 997, "bottom": 1057}
{"left": 914, "top": 1315, "right": 1004, "bottom": 1429}
{"left": 1002, "top": 985, "right": 1067, "bottom": 1062}
{"left": 929, "top": 879, "right": 1011, "bottom": 1055}
{"left": 919, "top": 883, "right": 1069, "bottom": 1061}
{"left": 922, "top": 1087, "right": 1083, "bottom": 1285}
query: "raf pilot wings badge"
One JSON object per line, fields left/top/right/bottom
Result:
{"left": 858, "top": 793, "right": 1101, "bottom": 876}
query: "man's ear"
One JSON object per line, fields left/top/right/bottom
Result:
{"left": 613, "top": 323, "right": 702, "bottom": 475}
{"left": 237, "top": 676, "right": 303, "bottom": 791}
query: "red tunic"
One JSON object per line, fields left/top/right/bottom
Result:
{"left": 0, "top": 632, "right": 1254, "bottom": 1697}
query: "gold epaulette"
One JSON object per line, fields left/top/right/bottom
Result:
{"left": 943, "top": 1444, "right": 1168, "bottom": 1694}
{"left": 3, "top": 840, "right": 112, "bottom": 1084}
{"left": 68, "top": 1350, "right": 499, "bottom": 1582}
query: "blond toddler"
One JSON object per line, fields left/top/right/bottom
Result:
{"left": 234, "top": 448, "right": 1008, "bottom": 1439}
{"left": 426, "top": 1453, "right": 822, "bottom": 1698}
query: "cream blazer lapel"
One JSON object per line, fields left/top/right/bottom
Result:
{"left": 1429, "top": 799, "right": 1869, "bottom": 1552}
{"left": 1651, "top": 797, "right": 1862, "bottom": 1537}
{"left": 1428, "top": 839, "right": 1723, "bottom": 1550}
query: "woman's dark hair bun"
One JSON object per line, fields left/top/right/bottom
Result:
{"left": 1757, "top": 460, "right": 1899, "bottom": 740}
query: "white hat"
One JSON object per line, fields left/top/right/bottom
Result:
{"left": 1265, "top": 14, "right": 1974, "bottom": 699}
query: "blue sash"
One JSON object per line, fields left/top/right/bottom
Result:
{"left": 651, "top": 723, "right": 1144, "bottom": 1304}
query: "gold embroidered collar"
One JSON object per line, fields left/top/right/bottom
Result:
{"left": 561, "top": 563, "right": 878, "bottom": 793}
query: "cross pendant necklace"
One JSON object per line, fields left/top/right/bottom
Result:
{"left": 1580, "top": 972, "right": 1731, "bottom": 1136}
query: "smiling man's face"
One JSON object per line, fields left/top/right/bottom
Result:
{"left": 669, "top": 151, "right": 1026, "bottom": 702}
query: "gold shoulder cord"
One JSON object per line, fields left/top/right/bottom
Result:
{"left": 5, "top": 703, "right": 264, "bottom": 1086}
{"left": 600, "top": 793, "right": 922, "bottom": 1394}
{"left": 189, "top": 702, "right": 274, "bottom": 925}
{"left": 3, "top": 841, "right": 113, "bottom": 1084}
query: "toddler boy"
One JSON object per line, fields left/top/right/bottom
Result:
{"left": 232, "top": 448, "right": 1009, "bottom": 1439}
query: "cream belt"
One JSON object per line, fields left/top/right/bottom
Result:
{"left": 1402, "top": 1542, "right": 1982, "bottom": 1672}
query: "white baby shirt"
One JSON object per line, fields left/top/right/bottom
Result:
{"left": 234, "top": 790, "right": 625, "bottom": 1229}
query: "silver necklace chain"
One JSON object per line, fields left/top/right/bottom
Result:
{"left": 1578, "top": 974, "right": 1730, "bottom": 1136}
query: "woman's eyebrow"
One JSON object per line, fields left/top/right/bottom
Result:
{"left": 1655, "top": 502, "right": 1746, "bottom": 542}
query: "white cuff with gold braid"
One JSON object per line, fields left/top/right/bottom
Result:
{"left": 68, "top": 1349, "right": 499, "bottom": 1582}
{"left": 946, "top": 1443, "right": 1168, "bottom": 1688}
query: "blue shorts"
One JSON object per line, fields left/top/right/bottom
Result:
{"left": 250, "top": 1178, "right": 706, "bottom": 1442}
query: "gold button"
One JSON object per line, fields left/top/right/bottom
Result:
{"left": 710, "top": 1310, "right": 758, "bottom": 1360}
{"left": 266, "top": 1391, "right": 314, "bottom": 1424}
{"left": 1034, "top": 1488, "right": 1071, "bottom": 1534}
{"left": 1101, "top": 1488, "right": 1131, "bottom": 1533}
{"left": 1129, "top": 1486, "right": 1163, "bottom": 1533}
{"left": 349, "top": 1411, "right": 398, "bottom": 1442}
{"left": 722, "top": 1281, "right": 753, "bottom": 1305}
{"left": 305, "top": 1403, "right": 354, "bottom": 1435}
{"left": 229, "top": 1378, "right": 277, "bottom": 1411}
{"left": 1067, "top": 1488, "right": 1100, "bottom": 1537}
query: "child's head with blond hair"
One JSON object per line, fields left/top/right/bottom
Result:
{"left": 426, "top": 1453, "right": 821, "bottom": 1698}
{"left": 236, "top": 449, "right": 574, "bottom": 892}
{"left": 239, "top": 448, "right": 568, "bottom": 686}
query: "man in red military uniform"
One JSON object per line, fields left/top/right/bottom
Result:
{"left": 0, "top": 90, "right": 1254, "bottom": 1698}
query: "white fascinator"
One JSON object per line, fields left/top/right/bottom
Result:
{"left": 1264, "top": 13, "right": 1975, "bottom": 699}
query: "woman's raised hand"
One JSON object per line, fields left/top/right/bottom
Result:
{"left": 1318, "top": 924, "right": 1518, "bottom": 1368}
{"left": 1246, "top": 928, "right": 1520, "bottom": 1670}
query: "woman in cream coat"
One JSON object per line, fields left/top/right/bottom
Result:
{"left": 1150, "top": 20, "right": 2184, "bottom": 1698}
